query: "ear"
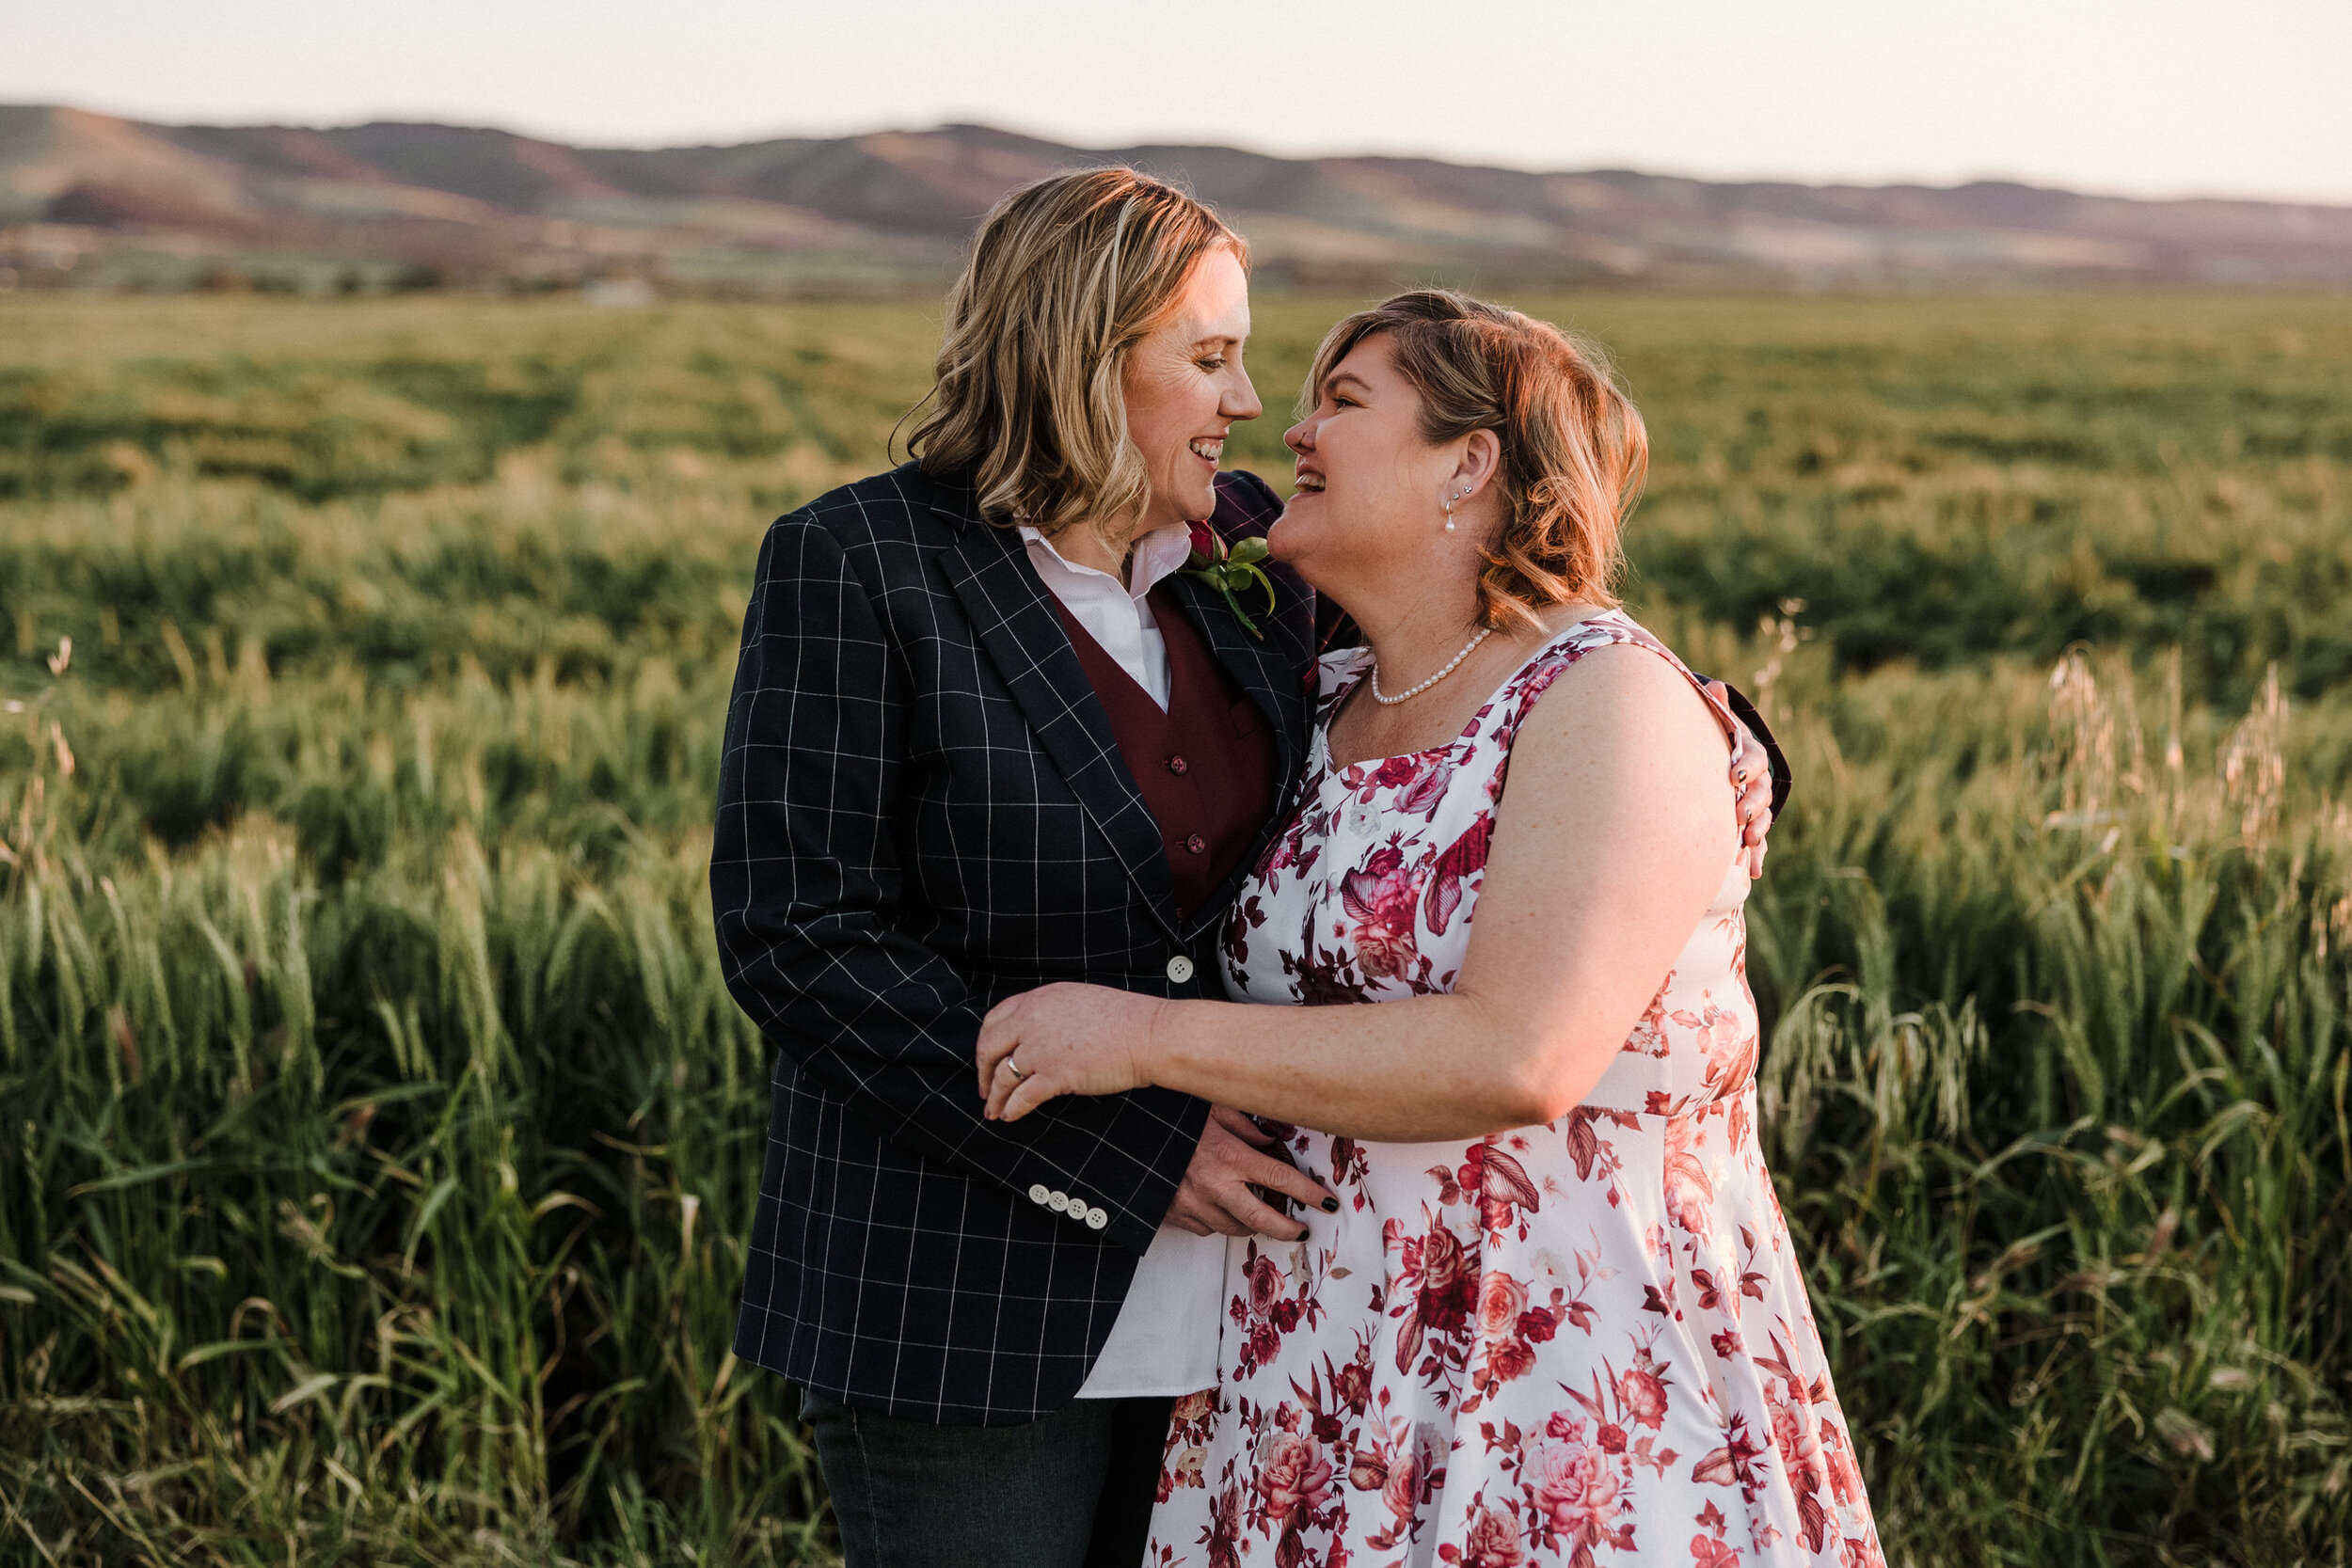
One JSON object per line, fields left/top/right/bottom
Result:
{"left": 1449, "top": 429, "right": 1502, "bottom": 498}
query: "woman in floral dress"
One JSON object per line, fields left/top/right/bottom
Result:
{"left": 975, "top": 292, "right": 1882, "bottom": 1567}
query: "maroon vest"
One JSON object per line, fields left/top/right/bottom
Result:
{"left": 1049, "top": 590, "right": 1279, "bottom": 922}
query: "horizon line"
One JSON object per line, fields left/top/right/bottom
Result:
{"left": 16, "top": 97, "right": 2352, "bottom": 214}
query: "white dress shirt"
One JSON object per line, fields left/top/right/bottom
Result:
{"left": 1017, "top": 522, "right": 1195, "bottom": 709}
{"left": 1020, "top": 520, "right": 1229, "bottom": 1401}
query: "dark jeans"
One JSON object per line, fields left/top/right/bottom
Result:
{"left": 800, "top": 1388, "right": 1174, "bottom": 1568}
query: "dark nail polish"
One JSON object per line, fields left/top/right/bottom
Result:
{"left": 1321, "top": 1196, "right": 1340, "bottom": 1212}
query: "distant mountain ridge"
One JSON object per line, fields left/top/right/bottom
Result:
{"left": 6, "top": 103, "right": 2351, "bottom": 291}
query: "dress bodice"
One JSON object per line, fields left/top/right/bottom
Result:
{"left": 1222, "top": 610, "right": 1757, "bottom": 1115}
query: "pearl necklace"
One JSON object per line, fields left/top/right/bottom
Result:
{"left": 1370, "top": 627, "right": 1493, "bottom": 705}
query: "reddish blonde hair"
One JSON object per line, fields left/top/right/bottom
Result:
{"left": 1304, "top": 290, "right": 1647, "bottom": 629}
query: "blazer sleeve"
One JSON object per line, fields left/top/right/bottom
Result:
{"left": 709, "top": 513, "right": 1208, "bottom": 1257}
{"left": 1715, "top": 682, "right": 1792, "bottom": 818}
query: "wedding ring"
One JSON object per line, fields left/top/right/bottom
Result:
{"left": 1005, "top": 1056, "right": 1028, "bottom": 1082}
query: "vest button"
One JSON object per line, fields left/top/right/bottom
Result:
{"left": 1167, "top": 755, "right": 1188, "bottom": 775}
{"left": 1166, "top": 955, "right": 1196, "bottom": 984}
{"left": 1185, "top": 833, "right": 1207, "bottom": 854}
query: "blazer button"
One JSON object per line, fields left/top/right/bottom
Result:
{"left": 1185, "top": 833, "right": 1207, "bottom": 855}
{"left": 1085, "top": 1207, "right": 1109, "bottom": 1230}
{"left": 1028, "top": 1183, "right": 1052, "bottom": 1206}
{"left": 1167, "top": 955, "right": 1196, "bottom": 984}
{"left": 1048, "top": 1191, "right": 1071, "bottom": 1212}
{"left": 1167, "top": 755, "right": 1188, "bottom": 775}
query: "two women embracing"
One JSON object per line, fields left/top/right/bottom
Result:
{"left": 711, "top": 168, "right": 1883, "bottom": 1568}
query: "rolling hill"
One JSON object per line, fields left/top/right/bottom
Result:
{"left": 5, "top": 103, "right": 2350, "bottom": 292}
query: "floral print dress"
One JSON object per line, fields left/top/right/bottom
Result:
{"left": 1147, "top": 612, "right": 1881, "bottom": 1568}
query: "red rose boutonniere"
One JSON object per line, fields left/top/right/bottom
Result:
{"left": 1181, "top": 519, "right": 1277, "bottom": 639}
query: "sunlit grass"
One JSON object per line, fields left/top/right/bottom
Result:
{"left": 1, "top": 293, "right": 2347, "bottom": 1565}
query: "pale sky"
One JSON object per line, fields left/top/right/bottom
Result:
{"left": 8, "top": 0, "right": 2350, "bottom": 204}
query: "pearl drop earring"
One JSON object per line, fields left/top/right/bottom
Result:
{"left": 1444, "top": 486, "right": 1470, "bottom": 533}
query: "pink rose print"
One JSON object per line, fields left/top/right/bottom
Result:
{"left": 1248, "top": 1252, "right": 1286, "bottom": 1322}
{"left": 1455, "top": 1500, "right": 1525, "bottom": 1567}
{"left": 1527, "top": 1433, "right": 1626, "bottom": 1538}
{"left": 1490, "top": 1338, "right": 1541, "bottom": 1386}
{"left": 1255, "top": 1431, "right": 1333, "bottom": 1528}
{"left": 1396, "top": 756, "right": 1457, "bottom": 818}
{"left": 1476, "top": 1271, "right": 1530, "bottom": 1338}
{"left": 1381, "top": 1447, "right": 1422, "bottom": 1522}
{"left": 1770, "top": 1391, "right": 1829, "bottom": 1497}
{"left": 1420, "top": 1217, "right": 1469, "bottom": 1301}
{"left": 1470, "top": 1270, "right": 1557, "bottom": 1393}
{"left": 1389, "top": 1213, "right": 1479, "bottom": 1377}
{"left": 1618, "top": 1349, "right": 1673, "bottom": 1431}
{"left": 1341, "top": 842, "right": 1422, "bottom": 979}
{"left": 1231, "top": 1242, "right": 1315, "bottom": 1375}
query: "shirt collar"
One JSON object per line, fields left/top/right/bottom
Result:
{"left": 1018, "top": 522, "right": 1195, "bottom": 601}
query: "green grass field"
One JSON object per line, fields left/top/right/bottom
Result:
{"left": 1, "top": 291, "right": 2348, "bottom": 1566}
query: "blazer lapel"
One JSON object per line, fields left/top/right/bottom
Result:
{"left": 936, "top": 520, "right": 1182, "bottom": 938}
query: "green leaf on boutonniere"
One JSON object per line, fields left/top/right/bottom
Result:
{"left": 1179, "top": 531, "right": 1277, "bottom": 639}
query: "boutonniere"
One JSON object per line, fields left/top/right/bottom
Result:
{"left": 1181, "top": 520, "right": 1277, "bottom": 639}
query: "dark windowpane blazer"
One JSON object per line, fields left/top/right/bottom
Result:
{"left": 711, "top": 462, "right": 1315, "bottom": 1426}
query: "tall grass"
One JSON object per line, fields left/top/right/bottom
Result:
{"left": 1, "top": 293, "right": 2347, "bottom": 1565}
{"left": 0, "top": 675, "right": 829, "bottom": 1565}
{"left": 1707, "top": 630, "right": 2352, "bottom": 1563}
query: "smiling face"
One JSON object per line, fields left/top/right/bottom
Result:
{"left": 1275, "top": 333, "right": 1466, "bottom": 594}
{"left": 1120, "top": 245, "right": 1262, "bottom": 532}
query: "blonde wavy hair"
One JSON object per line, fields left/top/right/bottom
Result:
{"left": 1303, "top": 290, "right": 1648, "bottom": 629}
{"left": 906, "top": 167, "right": 1246, "bottom": 538}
